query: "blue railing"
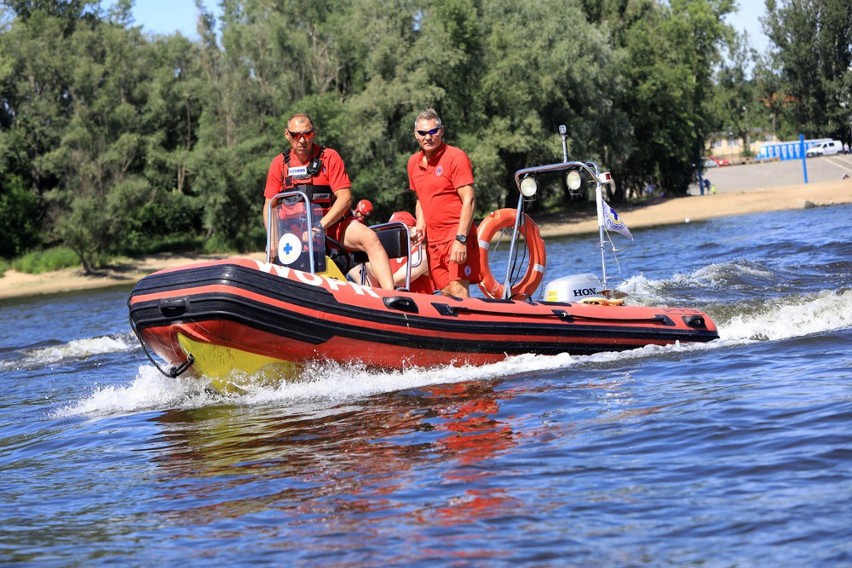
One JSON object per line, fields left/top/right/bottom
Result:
{"left": 757, "top": 138, "right": 832, "bottom": 161}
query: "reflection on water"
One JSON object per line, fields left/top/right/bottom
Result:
{"left": 148, "top": 380, "right": 519, "bottom": 537}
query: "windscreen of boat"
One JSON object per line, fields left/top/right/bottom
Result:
{"left": 267, "top": 192, "right": 327, "bottom": 274}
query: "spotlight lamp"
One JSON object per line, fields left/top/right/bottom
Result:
{"left": 565, "top": 170, "right": 583, "bottom": 193}
{"left": 520, "top": 176, "right": 538, "bottom": 198}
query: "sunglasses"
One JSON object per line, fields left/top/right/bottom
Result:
{"left": 287, "top": 129, "right": 315, "bottom": 140}
{"left": 416, "top": 127, "right": 442, "bottom": 137}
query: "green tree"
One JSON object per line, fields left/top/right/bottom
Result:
{"left": 612, "top": 0, "right": 735, "bottom": 197}
{"left": 764, "top": 0, "right": 852, "bottom": 140}
{"left": 752, "top": 53, "right": 787, "bottom": 138}
{"left": 142, "top": 34, "right": 205, "bottom": 196}
{"left": 1, "top": 1, "right": 210, "bottom": 268}
{"left": 477, "top": 0, "right": 620, "bottom": 206}
{"left": 283, "top": 1, "right": 426, "bottom": 216}
{"left": 0, "top": 174, "right": 41, "bottom": 257}
{"left": 0, "top": 0, "right": 756, "bottom": 266}
{"left": 712, "top": 30, "right": 760, "bottom": 156}
{"left": 0, "top": 1, "right": 77, "bottom": 196}
{"left": 188, "top": 0, "right": 282, "bottom": 251}
{"left": 48, "top": 16, "right": 156, "bottom": 270}
{"left": 0, "top": 0, "right": 88, "bottom": 256}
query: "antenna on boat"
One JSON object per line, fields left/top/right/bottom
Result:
{"left": 559, "top": 124, "right": 569, "bottom": 163}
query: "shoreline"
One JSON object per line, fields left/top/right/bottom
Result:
{"left": 1, "top": 178, "right": 850, "bottom": 302}
{"left": 538, "top": 178, "right": 851, "bottom": 238}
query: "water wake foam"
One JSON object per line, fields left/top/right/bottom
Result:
{"left": 719, "top": 289, "right": 852, "bottom": 341}
{"left": 55, "top": 354, "right": 575, "bottom": 417}
{"left": 622, "top": 263, "right": 851, "bottom": 341}
{"left": 57, "top": 342, "right": 718, "bottom": 417}
{"left": 620, "top": 260, "right": 778, "bottom": 304}
{"left": 0, "top": 332, "right": 137, "bottom": 372}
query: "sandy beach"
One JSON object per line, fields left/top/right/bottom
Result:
{"left": 538, "top": 177, "right": 852, "bottom": 238}
{"left": 2, "top": 162, "right": 850, "bottom": 301}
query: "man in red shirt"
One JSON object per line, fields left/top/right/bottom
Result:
{"left": 263, "top": 113, "right": 394, "bottom": 290}
{"left": 407, "top": 108, "right": 480, "bottom": 298}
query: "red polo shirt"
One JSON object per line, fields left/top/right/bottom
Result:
{"left": 407, "top": 143, "right": 475, "bottom": 244}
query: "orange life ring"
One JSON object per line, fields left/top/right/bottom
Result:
{"left": 477, "top": 208, "right": 546, "bottom": 299}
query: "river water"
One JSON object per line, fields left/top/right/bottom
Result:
{"left": 2, "top": 204, "right": 850, "bottom": 566}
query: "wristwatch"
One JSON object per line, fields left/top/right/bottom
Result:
{"left": 455, "top": 234, "right": 468, "bottom": 244}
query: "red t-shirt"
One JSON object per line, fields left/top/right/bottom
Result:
{"left": 264, "top": 145, "right": 351, "bottom": 201}
{"left": 407, "top": 143, "right": 475, "bottom": 244}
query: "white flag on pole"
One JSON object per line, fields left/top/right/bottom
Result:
{"left": 601, "top": 199, "right": 633, "bottom": 240}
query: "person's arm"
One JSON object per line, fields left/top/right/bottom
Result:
{"left": 411, "top": 200, "right": 426, "bottom": 245}
{"left": 322, "top": 149, "right": 354, "bottom": 231}
{"left": 263, "top": 155, "right": 284, "bottom": 231}
{"left": 262, "top": 197, "right": 272, "bottom": 230}
{"left": 321, "top": 187, "right": 353, "bottom": 231}
{"left": 450, "top": 184, "right": 475, "bottom": 263}
{"left": 455, "top": 184, "right": 475, "bottom": 236}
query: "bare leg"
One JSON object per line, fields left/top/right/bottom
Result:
{"left": 342, "top": 222, "right": 394, "bottom": 290}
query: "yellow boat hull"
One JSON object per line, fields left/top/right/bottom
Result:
{"left": 177, "top": 334, "right": 302, "bottom": 392}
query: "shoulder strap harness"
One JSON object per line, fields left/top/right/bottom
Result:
{"left": 280, "top": 145, "right": 334, "bottom": 207}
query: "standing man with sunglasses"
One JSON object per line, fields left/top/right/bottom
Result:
{"left": 264, "top": 113, "right": 395, "bottom": 290}
{"left": 407, "top": 108, "right": 480, "bottom": 298}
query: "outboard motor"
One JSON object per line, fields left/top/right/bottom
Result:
{"left": 543, "top": 273, "right": 606, "bottom": 303}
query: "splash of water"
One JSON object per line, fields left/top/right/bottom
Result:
{"left": 0, "top": 333, "right": 137, "bottom": 372}
{"left": 719, "top": 289, "right": 852, "bottom": 341}
{"left": 53, "top": 277, "right": 850, "bottom": 417}
{"left": 56, "top": 344, "right": 711, "bottom": 417}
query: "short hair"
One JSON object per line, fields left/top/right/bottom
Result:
{"left": 287, "top": 113, "right": 314, "bottom": 130}
{"left": 414, "top": 108, "right": 442, "bottom": 129}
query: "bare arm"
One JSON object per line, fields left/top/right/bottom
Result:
{"left": 455, "top": 184, "right": 475, "bottom": 236}
{"left": 412, "top": 200, "right": 426, "bottom": 244}
{"left": 262, "top": 197, "right": 272, "bottom": 230}
{"left": 321, "top": 188, "right": 353, "bottom": 230}
{"left": 450, "top": 184, "right": 475, "bottom": 263}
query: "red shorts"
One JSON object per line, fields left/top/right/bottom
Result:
{"left": 426, "top": 237, "right": 481, "bottom": 290}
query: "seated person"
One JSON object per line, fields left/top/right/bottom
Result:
{"left": 351, "top": 211, "right": 434, "bottom": 294}
{"left": 263, "top": 113, "right": 394, "bottom": 290}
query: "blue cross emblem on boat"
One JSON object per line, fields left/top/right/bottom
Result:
{"left": 277, "top": 233, "right": 302, "bottom": 265}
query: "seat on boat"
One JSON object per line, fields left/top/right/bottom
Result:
{"left": 341, "top": 222, "right": 412, "bottom": 288}
{"left": 373, "top": 222, "right": 411, "bottom": 259}
{"left": 346, "top": 222, "right": 410, "bottom": 264}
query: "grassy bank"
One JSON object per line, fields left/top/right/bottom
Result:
{"left": 0, "top": 246, "right": 79, "bottom": 278}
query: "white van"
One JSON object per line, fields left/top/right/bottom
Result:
{"left": 806, "top": 140, "right": 842, "bottom": 157}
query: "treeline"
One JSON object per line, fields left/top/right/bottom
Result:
{"left": 1, "top": 0, "right": 849, "bottom": 270}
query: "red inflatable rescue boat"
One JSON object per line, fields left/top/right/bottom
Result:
{"left": 128, "top": 136, "right": 718, "bottom": 391}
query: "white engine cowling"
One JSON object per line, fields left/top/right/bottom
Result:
{"left": 543, "top": 273, "right": 605, "bottom": 303}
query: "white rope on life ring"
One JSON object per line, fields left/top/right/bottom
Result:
{"left": 477, "top": 208, "right": 547, "bottom": 299}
